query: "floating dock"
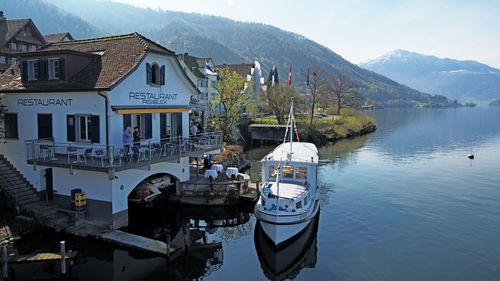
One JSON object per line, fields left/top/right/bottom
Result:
{"left": 99, "top": 230, "right": 179, "bottom": 257}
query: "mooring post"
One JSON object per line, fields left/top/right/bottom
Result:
{"left": 2, "top": 245, "right": 8, "bottom": 281}
{"left": 165, "top": 234, "right": 171, "bottom": 258}
{"left": 60, "top": 241, "right": 66, "bottom": 277}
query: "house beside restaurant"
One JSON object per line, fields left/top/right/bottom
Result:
{"left": 0, "top": 11, "right": 47, "bottom": 73}
{"left": 0, "top": 32, "right": 222, "bottom": 229}
{"left": 216, "top": 61, "right": 264, "bottom": 99}
{"left": 44, "top": 32, "right": 74, "bottom": 44}
{"left": 0, "top": 12, "right": 75, "bottom": 74}
{"left": 177, "top": 53, "right": 220, "bottom": 126}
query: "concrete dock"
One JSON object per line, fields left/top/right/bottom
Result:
{"left": 100, "top": 230, "right": 179, "bottom": 257}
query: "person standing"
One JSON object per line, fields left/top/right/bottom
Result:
{"left": 133, "top": 126, "right": 141, "bottom": 160}
{"left": 123, "top": 126, "right": 132, "bottom": 154}
{"left": 133, "top": 126, "right": 141, "bottom": 146}
{"left": 190, "top": 122, "right": 198, "bottom": 136}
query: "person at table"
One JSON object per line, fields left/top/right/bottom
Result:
{"left": 123, "top": 126, "right": 132, "bottom": 154}
{"left": 203, "top": 155, "right": 212, "bottom": 171}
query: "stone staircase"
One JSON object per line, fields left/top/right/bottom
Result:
{"left": 0, "top": 154, "right": 40, "bottom": 209}
{"left": 0, "top": 155, "right": 73, "bottom": 231}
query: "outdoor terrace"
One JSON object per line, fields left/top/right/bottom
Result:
{"left": 25, "top": 132, "right": 222, "bottom": 175}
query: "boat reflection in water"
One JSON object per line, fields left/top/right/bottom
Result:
{"left": 127, "top": 203, "right": 251, "bottom": 280}
{"left": 254, "top": 213, "right": 319, "bottom": 281}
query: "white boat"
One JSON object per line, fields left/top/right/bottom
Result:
{"left": 254, "top": 102, "right": 320, "bottom": 247}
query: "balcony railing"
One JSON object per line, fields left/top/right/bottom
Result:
{"left": 25, "top": 132, "right": 222, "bottom": 173}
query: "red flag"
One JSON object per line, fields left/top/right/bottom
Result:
{"left": 288, "top": 65, "right": 292, "bottom": 87}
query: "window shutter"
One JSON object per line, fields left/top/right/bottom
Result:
{"left": 39, "top": 59, "right": 48, "bottom": 81}
{"left": 145, "top": 114, "right": 152, "bottom": 139}
{"left": 146, "top": 63, "right": 152, "bottom": 84}
{"left": 160, "top": 65, "right": 165, "bottom": 85}
{"left": 4, "top": 113, "right": 18, "bottom": 139}
{"left": 21, "top": 61, "right": 28, "bottom": 83}
{"left": 89, "top": 115, "right": 100, "bottom": 143}
{"left": 59, "top": 58, "right": 65, "bottom": 80}
{"left": 67, "top": 115, "right": 75, "bottom": 142}
{"left": 48, "top": 60, "right": 54, "bottom": 80}
{"left": 176, "top": 113, "right": 183, "bottom": 137}
{"left": 123, "top": 114, "right": 131, "bottom": 129}
{"left": 160, "top": 113, "right": 166, "bottom": 139}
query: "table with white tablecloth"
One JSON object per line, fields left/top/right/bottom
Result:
{"left": 225, "top": 167, "right": 239, "bottom": 178}
{"left": 212, "top": 164, "right": 223, "bottom": 172}
{"left": 204, "top": 169, "right": 218, "bottom": 180}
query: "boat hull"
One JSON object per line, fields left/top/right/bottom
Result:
{"left": 254, "top": 212, "right": 319, "bottom": 280}
{"left": 255, "top": 199, "right": 319, "bottom": 248}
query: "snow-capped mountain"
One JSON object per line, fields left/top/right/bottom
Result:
{"left": 359, "top": 49, "right": 500, "bottom": 101}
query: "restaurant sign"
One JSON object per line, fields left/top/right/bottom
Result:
{"left": 17, "top": 98, "right": 73, "bottom": 106}
{"left": 129, "top": 92, "right": 178, "bottom": 105}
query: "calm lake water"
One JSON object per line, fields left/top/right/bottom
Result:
{"left": 10, "top": 107, "right": 500, "bottom": 280}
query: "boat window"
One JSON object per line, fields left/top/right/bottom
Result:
{"left": 304, "top": 196, "right": 308, "bottom": 206}
{"left": 261, "top": 198, "right": 266, "bottom": 206}
{"left": 295, "top": 167, "right": 308, "bottom": 179}
{"left": 282, "top": 165, "right": 294, "bottom": 178}
{"left": 268, "top": 165, "right": 278, "bottom": 178}
{"left": 295, "top": 200, "right": 302, "bottom": 209}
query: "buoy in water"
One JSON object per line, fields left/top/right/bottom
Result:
{"left": 468, "top": 154, "right": 474, "bottom": 160}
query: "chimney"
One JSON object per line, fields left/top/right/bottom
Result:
{"left": 0, "top": 11, "right": 5, "bottom": 21}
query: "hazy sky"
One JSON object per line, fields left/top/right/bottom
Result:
{"left": 110, "top": 0, "right": 500, "bottom": 68}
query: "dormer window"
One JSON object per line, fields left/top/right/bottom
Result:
{"left": 28, "top": 60, "right": 39, "bottom": 81}
{"left": 20, "top": 44, "right": 27, "bottom": 51}
{"left": 9, "top": 42, "right": 16, "bottom": 50}
{"left": 21, "top": 58, "right": 64, "bottom": 83}
{"left": 30, "top": 45, "right": 37, "bottom": 51}
{"left": 48, "top": 58, "right": 63, "bottom": 80}
{"left": 146, "top": 62, "right": 165, "bottom": 86}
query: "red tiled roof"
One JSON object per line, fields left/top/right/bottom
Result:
{"left": 0, "top": 33, "right": 179, "bottom": 92}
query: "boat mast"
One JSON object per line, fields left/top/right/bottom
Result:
{"left": 290, "top": 100, "right": 294, "bottom": 149}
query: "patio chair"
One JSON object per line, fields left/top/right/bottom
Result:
{"left": 94, "top": 149, "right": 106, "bottom": 167}
{"left": 67, "top": 146, "right": 83, "bottom": 164}
{"left": 39, "top": 144, "right": 50, "bottom": 160}
{"left": 84, "top": 148, "right": 94, "bottom": 164}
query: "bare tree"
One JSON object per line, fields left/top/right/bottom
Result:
{"left": 304, "top": 65, "right": 328, "bottom": 125}
{"left": 266, "top": 84, "right": 299, "bottom": 124}
{"left": 210, "top": 67, "right": 253, "bottom": 143}
{"left": 329, "top": 73, "right": 360, "bottom": 115}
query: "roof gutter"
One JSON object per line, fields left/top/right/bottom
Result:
{"left": 97, "top": 90, "right": 109, "bottom": 147}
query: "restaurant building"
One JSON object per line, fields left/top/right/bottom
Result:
{"left": 0, "top": 33, "right": 221, "bottom": 228}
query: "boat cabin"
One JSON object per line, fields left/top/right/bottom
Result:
{"left": 260, "top": 142, "right": 318, "bottom": 213}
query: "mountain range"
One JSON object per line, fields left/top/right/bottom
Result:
{"left": 3, "top": 0, "right": 452, "bottom": 107}
{"left": 360, "top": 49, "right": 500, "bottom": 102}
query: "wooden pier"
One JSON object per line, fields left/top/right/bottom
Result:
{"left": 2, "top": 241, "right": 77, "bottom": 280}
{"left": 99, "top": 230, "right": 180, "bottom": 257}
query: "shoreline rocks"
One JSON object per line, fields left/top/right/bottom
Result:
{"left": 300, "top": 123, "right": 377, "bottom": 146}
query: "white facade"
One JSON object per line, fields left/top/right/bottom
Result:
{"left": 0, "top": 51, "right": 201, "bottom": 228}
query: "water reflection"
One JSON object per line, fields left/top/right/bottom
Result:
{"left": 126, "top": 204, "right": 251, "bottom": 280}
{"left": 254, "top": 213, "right": 319, "bottom": 281}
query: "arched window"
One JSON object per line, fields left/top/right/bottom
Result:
{"left": 146, "top": 62, "right": 165, "bottom": 86}
{"left": 151, "top": 64, "right": 159, "bottom": 85}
